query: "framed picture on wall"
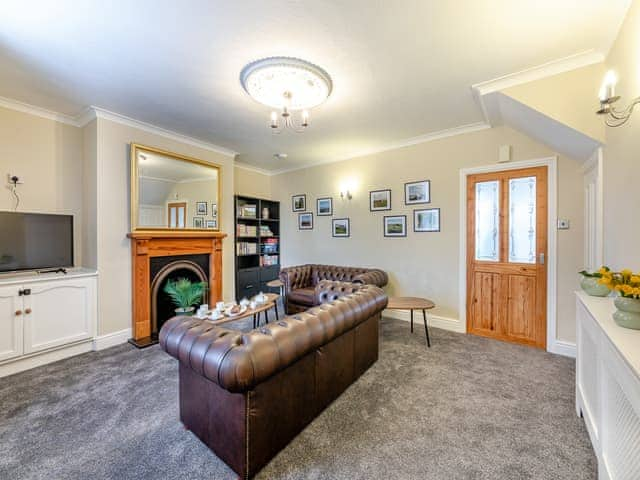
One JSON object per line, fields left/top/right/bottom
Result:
{"left": 292, "top": 194, "right": 306, "bottom": 212}
{"left": 317, "top": 197, "right": 333, "bottom": 216}
{"left": 332, "top": 218, "right": 350, "bottom": 237}
{"left": 404, "top": 180, "right": 430, "bottom": 205}
{"left": 193, "top": 217, "right": 204, "bottom": 228}
{"left": 369, "top": 189, "right": 391, "bottom": 211}
{"left": 211, "top": 203, "right": 218, "bottom": 217}
{"left": 298, "top": 212, "right": 313, "bottom": 230}
{"left": 205, "top": 219, "right": 217, "bottom": 229}
{"left": 196, "top": 201, "right": 208, "bottom": 215}
{"left": 384, "top": 215, "right": 407, "bottom": 237}
{"left": 414, "top": 208, "right": 440, "bottom": 232}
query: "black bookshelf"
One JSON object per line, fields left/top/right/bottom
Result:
{"left": 234, "top": 195, "right": 281, "bottom": 300}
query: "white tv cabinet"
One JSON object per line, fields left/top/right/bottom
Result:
{"left": 576, "top": 291, "right": 640, "bottom": 480}
{"left": 0, "top": 268, "right": 97, "bottom": 377}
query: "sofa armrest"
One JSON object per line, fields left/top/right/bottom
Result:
{"left": 314, "top": 280, "right": 362, "bottom": 304}
{"left": 279, "top": 265, "right": 313, "bottom": 295}
{"left": 353, "top": 269, "right": 388, "bottom": 287}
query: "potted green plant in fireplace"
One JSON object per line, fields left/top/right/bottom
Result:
{"left": 163, "top": 278, "right": 208, "bottom": 316}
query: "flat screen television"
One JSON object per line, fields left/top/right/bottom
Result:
{"left": 0, "top": 212, "right": 74, "bottom": 273}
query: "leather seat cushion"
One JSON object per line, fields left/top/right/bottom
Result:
{"left": 287, "top": 287, "right": 316, "bottom": 306}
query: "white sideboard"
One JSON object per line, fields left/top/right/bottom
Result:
{"left": 0, "top": 268, "right": 97, "bottom": 377}
{"left": 576, "top": 291, "right": 640, "bottom": 480}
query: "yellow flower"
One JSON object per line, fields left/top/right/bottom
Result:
{"left": 631, "top": 275, "right": 640, "bottom": 284}
{"left": 599, "top": 277, "right": 611, "bottom": 286}
{"left": 622, "top": 269, "right": 633, "bottom": 278}
{"left": 598, "top": 267, "right": 609, "bottom": 275}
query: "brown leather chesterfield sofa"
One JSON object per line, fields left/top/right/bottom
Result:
{"left": 279, "top": 264, "right": 388, "bottom": 314}
{"left": 159, "top": 284, "right": 387, "bottom": 479}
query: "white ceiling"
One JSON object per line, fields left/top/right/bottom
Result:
{"left": 0, "top": 0, "right": 630, "bottom": 172}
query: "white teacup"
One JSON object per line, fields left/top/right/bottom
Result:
{"left": 200, "top": 304, "right": 209, "bottom": 312}
{"left": 249, "top": 301, "right": 257, "bottom": 310}
{"left": 216, "top": 301, "right": 225, "bottom": 311}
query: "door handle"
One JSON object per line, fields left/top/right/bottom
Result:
{"left": 25, "top": 308, "right": 32, "bottom": 314}
{"left": 539, "top": 253, "right": 545, "bottom": 265}
{"left": 15, "top": 310, "right": 22, "bottom": 316}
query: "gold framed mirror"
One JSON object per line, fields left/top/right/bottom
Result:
{"left": 130, "top": 143, "right": 221, "bottom": 232}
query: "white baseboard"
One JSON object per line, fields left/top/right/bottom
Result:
{"left": 0, "top": 341, "right": 94, "bottom": 378}
{"left": 547, "top": 339, "right": 577, "bottom": 358}
{"left": 92, "top": 328, "right": 132, "bottom": 351}
{"left": 383, "top": 309, "right": 465, "bottom": 333}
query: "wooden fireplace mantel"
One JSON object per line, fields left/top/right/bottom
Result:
{"left": 128, "top": 230, "right": 227, "bottom": 345}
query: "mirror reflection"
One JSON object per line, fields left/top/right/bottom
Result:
{"left": 133, "top": 146, "right": 219, "bottom": 230}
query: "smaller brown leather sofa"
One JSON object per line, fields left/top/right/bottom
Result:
{"left": 279, "top": 264, "right": 388, "bottom": 313}
{"left": 159, "top": 284, "right": 387, "bottom": 479}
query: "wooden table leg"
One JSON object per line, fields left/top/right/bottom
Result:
{"left": 410, "top": 309, "right": 414, "bottom": 333}
{"left": 253, "top": 313, "right": 257, "bottom": 329}
{"left": 422, "top": 309, "right": 431, "bottom": 348}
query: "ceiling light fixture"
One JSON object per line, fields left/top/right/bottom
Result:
{"left": 596, "top": 70, "right": 640, "bottom": 127}
{"left": 240, "top": 57, "right": 332, "bottom": 133}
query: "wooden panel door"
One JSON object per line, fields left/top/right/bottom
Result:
{"left": 467, "top": 166, "right": 547, "bottom": 348}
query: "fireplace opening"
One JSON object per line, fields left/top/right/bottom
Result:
{"left": 149, "top": 254, "right": 210, "bottom": 337}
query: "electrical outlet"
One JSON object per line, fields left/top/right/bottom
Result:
{"left": 557, "top": 219, "right": 570, "bottom": 230}
{"left": 7, "top": 174, "right": 24, "bottom": 185}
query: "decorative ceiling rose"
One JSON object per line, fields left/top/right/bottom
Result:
{"left": 240, "top": 56, "right": 332, "bottom": 133}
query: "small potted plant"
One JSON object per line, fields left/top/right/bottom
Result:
{"left": 578, "top": 267, "right": 611, "bottom": 297}
{"left": 163, "top": 278, "right": 208, "bottom": 316}
{"left": 598, "top": 268, "right": 640, "bottom": 330}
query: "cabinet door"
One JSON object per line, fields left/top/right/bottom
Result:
{"left": 23, "top": 278, "right": 96, "bottom": 354}
{"left": 0, "top": 285, "right": 23, "bottom": 362}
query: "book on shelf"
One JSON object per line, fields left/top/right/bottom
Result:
{"left": 236, "top": 242, "right": 258, "bottom": 255}
{"left": 237, "top": 224, "right": 257, "bottom": 236}
{"left": 260, "top": 255, "right": 279, "bottom": 266}
{"left": 239, "top": 204, "right": 257, "bottom": 218}
{"left": 259, "top": 224, "right": 274, "bottom": 236}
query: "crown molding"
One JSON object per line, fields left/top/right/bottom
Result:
{"left": 90, "top": 107, "right": 237, "bottom": 158}
{"left": 268, "top": 122, "right": 491, "bottom": 175}
{"left": 0, "top": 95, "right": 79, "bottom": 126}
{"left": 471, "top": 50, "right": 604, "bottom": 97}
{"left": 233, "top": 161, "right": 275, "bottom": 176}
{"left": 0, "top": 96, "right": 237, "bottom": 158}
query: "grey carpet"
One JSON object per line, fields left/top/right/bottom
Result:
{"left": 0, "top": 317, "right": 596, "bottom": 479}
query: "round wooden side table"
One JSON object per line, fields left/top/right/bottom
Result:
{"left": 386, "top": 297, "right": 435, "bottom": 347}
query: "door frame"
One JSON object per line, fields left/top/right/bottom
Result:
{"left": 459, "top": 156, "right": 559, "bottom": 354}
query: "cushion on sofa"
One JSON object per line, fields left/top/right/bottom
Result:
{"left": 287, "top": 286, "right": 316, "bottom": 306}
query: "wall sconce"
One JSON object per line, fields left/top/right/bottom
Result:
{"left": 340, "top": 190, "right": 353, "bottom": 200}
{"left": 596, "top": 70, "right": 640, "bottom": 127}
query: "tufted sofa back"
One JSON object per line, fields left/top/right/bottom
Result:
{"left": 280, "top": 264, "right": 388, "bottom": 291}
{"left": 159, "top": 285, "right": 387, "bottom": 393}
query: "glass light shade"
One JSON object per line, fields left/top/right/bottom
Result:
{"left": 240, "top": 57, "right": 332, "bottom": 111}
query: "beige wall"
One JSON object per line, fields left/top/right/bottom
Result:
{"left": 93, "top": 118, "right": 235, "bottom": 336}
{"left": 503, "top": 63, "right": 606, "bottom": 143}
{"left": 0, "top": 106, "right": 84, "bottom": 266}
{"left": 602, "top": 0, "right": 640, "bottom": 270}
{"left": 234, "top": 166, "right": 272, "bottom": 199}
{"left": 272, "top": 126, "right": 583, "bottom": 343}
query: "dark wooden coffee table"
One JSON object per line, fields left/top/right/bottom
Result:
{"left": 386, "top": 297, "right": 435, "bottom": 347}
{"left": 207, "top": 293, "right": 280, "bottom": 329}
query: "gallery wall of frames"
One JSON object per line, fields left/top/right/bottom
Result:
{"left": 291, "top": 179, "right": 441, "bottom": 238}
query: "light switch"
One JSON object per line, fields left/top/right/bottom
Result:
{"left": 557, "top": 219, "right": 570, "bottom": 230}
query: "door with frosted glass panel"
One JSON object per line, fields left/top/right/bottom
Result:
{"left": 466, "top": 167, "right": 547, "bottom": 348}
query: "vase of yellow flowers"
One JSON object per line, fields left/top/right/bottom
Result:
{"left": 598, "top": 268, "right": 640, "bottom": 330}
{"left": 578, "top": 268, "right": 611, "bottom": 297}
